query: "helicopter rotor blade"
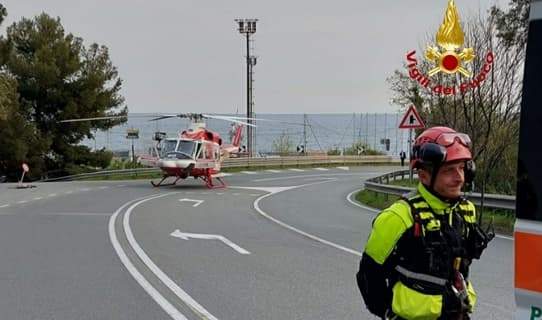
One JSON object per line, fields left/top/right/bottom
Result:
{"left": 59, "top": 115, "right": 127, "bottom": 123}
{"left": 202, "top": 114, "right": 256, "bottom": 127}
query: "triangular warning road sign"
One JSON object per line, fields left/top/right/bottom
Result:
{"left": 399, "top": 105, "right": 425, "bottom": 129}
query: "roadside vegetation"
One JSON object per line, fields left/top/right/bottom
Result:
{"left": 355, "top": 177, "right": 515, "bottom": 235}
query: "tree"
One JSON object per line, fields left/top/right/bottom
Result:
{"left": 1, "top": 12, "right": 126, "bottom": 177}
{"left": 272, "top": 130, "right": 294, "bottom": 155}
{"left": 387, "top": 1, "right": 528, "bottom": 194}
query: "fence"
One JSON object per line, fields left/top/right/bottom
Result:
{"left": 42, "top": 155, "right": 398, "bottom": 182}
{"left": 363, "top": 170, "right": 516, "bottom": 210}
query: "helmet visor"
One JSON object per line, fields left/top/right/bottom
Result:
{"left": 435, "top": 132, "right": 471, "bottom": 148}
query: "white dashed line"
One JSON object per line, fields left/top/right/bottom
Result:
{"left": 117, "top": 184, "right": 127, "bottom": 187}
{"left": 241, "top": 171, "right": 257, "bottom": 175}
{"left": 0, "top": 204, "right": 9, "bottom": 208}
{"left": 314, "top": 167, "right": 329, "bottom": 171}
{"left": 48, "top": 193, "right": 57, "bottom": 197}
{"left": 266, "top": 170, "right": 281, "bottom": 173}
{"left": 99, "top": 186, "right": 110, "bottom": 190}
{"left": 232, "top": 193, "right": 241, "bottom": 196}
{"left": 289, "top": 168, "right": 305, "bottom": 172}
{"left": 249, "top": 194, "right": 261, "bottom": 196}
{"left": 337, "top": 166, "right": 350, "bottom": 171}
{"left": 65, "top": 191, "right": 73, "bottom": 195}
{"left": 220, "top": 173, "right": 233, "bottom": 177}
{"left": 33, "top": 197, "right": 43, "bottom": 201}
{"left": 216, "top": 193, "right": 224, "bottom": 195}
{"left": 17, "top": 200, "right": 28, "bottom": 204}
{"left": 80, "top": 188, "right": 90, "bottom": 192}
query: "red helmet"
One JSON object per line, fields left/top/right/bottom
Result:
{"left": 411, "top": 126, "right": 472, "bottom": 169}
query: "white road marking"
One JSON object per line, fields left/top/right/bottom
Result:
{"left": 80, "top": 188, "right": 90, "bottom": 192}
{"left": 254, "top": 173, "right": 354, "bottom": 182}
{"left": 122, "top": 194, "right": 219, "bottom": 320}
{"left": 178, "top": 199, "right": 204, "bottom": 207}
{"left": 171, "top": 229, "right": 250, "bottom": 255}
{"left": 337, "top": 166, "right": 350, "bottom": 171}
{"left": 117, "top": 184, "right": 127, "bottom": 187}
{"left": 220, "top": 173, "right": 233, "bottom": 177}
{"left": 251, "top": 180, "right": 363, "bottom": 257}
{"left": 216, "top": 193, "right": 224, "bottom": 195}
{"left": 108, "top": 194, "right": 190, "bottom": 320}
{"left": 232, "top": 193, "right": 240, "bottom": 196}
{"left": 186, "top": 191, "right": 194, "bottom": 194}
{"left": 17, "top": 200, "right": 28, "bottom": 204}
{"left": 48, "top": 193, "right": 57, "bottom": 197}
{"left": 266, "top": 170, "right": 281, "bottom": 173}
{"left": 346, "top": 189, "right": 514, "bottom": 242}
{"left": 65, "top": 191, "right": 73, "bottom": 194}
{"left": 241, "top": 171, "right": 257, "bottom": 175}
{"left": 0, "top": 204, "right": 10, "bottom": 208}
{"left": 33, "top": 197, "right": 43, "bottom": 200}
{"left": 288, "top": 168, "right": 305, "bottom": 172}
{"left": 314, "top": 167, "right": 329, "bottom": 171}
{"left": 249, "top": 194, "right": 261, "bottom": 196}
{"left": 98, "top": 186, "right": 110, "bottom": 190}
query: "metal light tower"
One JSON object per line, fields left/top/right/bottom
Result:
{"left": 235, "top": 18, "right": 258, "bottom": 157}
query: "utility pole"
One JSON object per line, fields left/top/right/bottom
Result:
{"left": 303, "top": 114, "right": 308, "bottom": 156}
{"left": 235, "top": 19, "right": 258, "bottom": 157}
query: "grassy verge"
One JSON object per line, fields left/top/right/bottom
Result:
{"left": 355, "top": 188, "right": 514, "bottom": 235}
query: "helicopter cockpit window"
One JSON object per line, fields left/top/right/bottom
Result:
{"left": 176, "top": 140, "right": 196, "bottom": 159}
{"left": 161, "top": 140, "right": 177, "bottom": 157}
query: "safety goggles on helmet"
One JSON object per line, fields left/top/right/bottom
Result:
{"left": 435, "top": 132, "right": 471, "bottom": 148}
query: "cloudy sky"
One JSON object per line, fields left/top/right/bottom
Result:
{"left": 1, "top": 0, "right": 503, "bottom": 114}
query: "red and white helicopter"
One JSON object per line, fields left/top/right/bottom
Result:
{"left": 61, "top": 113, "right": 256, "bottom": 188}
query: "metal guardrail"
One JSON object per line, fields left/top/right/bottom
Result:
{"left": 41, "top": 155, "right": 398, "bottom": 182}
{"left": 364, "top": 169, "right": 516, "bottom": 211}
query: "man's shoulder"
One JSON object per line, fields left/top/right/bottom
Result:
{"left": 376, "top": 198, "right": 414, "bottom": 229}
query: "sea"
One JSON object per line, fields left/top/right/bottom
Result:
{"left": 81, "top": 113, "right": 411, "bottom": 157}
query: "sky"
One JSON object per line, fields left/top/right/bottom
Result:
{"left": 1, "top": 0, "right": 504, "bottom": 114}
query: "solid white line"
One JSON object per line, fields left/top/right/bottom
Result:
{"left": 253, "top": 181, "right": 362, "bottom": 257}
{"left": 346, "top": 189, "right": 379, "bottom": 213}
{"left": 108, "top": 194, "right": 189, "bottom": 320}
{"left": 123, "top": 194, "right": 219, "bottom": 320}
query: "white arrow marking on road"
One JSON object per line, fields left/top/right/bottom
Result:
{"left": 170, "top": 229, "right": 250, "bottom": 254}
{"left": 178, "top": 198, "right": 204, "bottom": 207}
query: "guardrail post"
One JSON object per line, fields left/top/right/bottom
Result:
{"left": 385, "top": 174, "right": 389, "bottom": 184}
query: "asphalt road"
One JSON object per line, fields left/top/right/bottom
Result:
{"left": 0, "top": 166, "right": 514, "bottom": 319}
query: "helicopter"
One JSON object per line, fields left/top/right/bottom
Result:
{"left": 60, "top": 113, "right": 256, "bottom": 188}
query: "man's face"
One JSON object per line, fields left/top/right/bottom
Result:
{"left": 420, "top": 161, "right": 465, "bottom": 199}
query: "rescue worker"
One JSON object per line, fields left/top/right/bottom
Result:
{"left": 357, "top": 126, "right": 493, "bottom": 319}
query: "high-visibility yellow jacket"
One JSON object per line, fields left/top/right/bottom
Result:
{"left": 358, "top": 183, "right": 479, "bottom": 320}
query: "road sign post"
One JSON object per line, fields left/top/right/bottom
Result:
{"left": 398, "top": 105, "right": 425, "bottom": 184}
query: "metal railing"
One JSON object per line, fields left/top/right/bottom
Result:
{"left": 41, "top": 155, "right": 398, "bottom": 182}
{"left": 364, "top": 170, "right": 516, "bottom": 210}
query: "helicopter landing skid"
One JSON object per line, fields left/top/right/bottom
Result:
{"left": 201, "top": 174, "right": 227, "bottom": 189}
{"left": 151, "top": 176, "right": 182, "bottom": 187}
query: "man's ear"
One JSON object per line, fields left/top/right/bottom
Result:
{"left": 417, "top": 168, "right": 431, "bottom": 185}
